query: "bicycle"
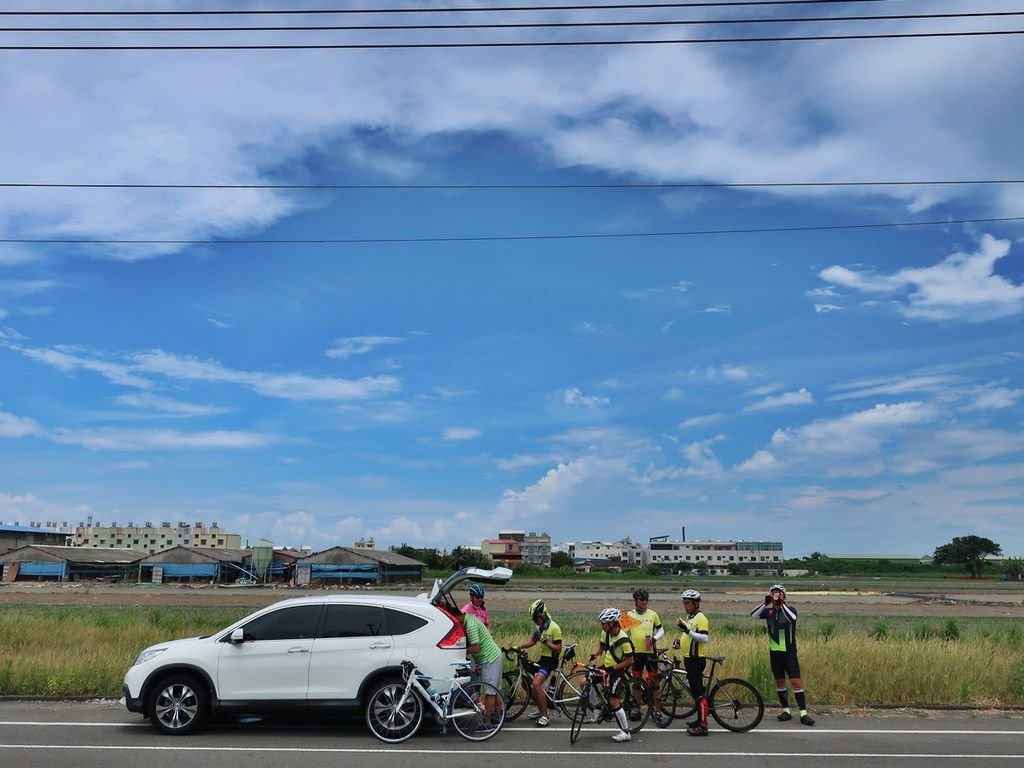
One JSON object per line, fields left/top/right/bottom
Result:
{"left": 651, "top": 654, "right": 764, "bottom": 732}
{"left": 365, "top": 660, "right": 505, "bottom": 743}
{"left": 567, "top": 664, "right": 653, "bottom": 744}
{"left": 501, "top": 643, "right": 589, "bottom": 720}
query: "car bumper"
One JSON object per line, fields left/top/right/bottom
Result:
{"left": 122, "top": 684, "right": 145, "bottom": 714}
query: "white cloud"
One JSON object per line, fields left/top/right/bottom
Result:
{"left": 0, "top": 411, "right": 43, "bottom": 439}
{"left": 694, "top": 365, "right": 751, "bottom": 383}
{"left": 442, "top": 427, "right": 481, "bottom": 441}
{"left": 830, "top": 375, "right": 959, "bottom": 401}
{"left": 678, "top": 413, "right": 722, "bottom": 430}
{"left": 735, "top": 450, "right": 779, "bottom": 474}
{"left": 820, "top": 235, "right": 1024, "bottom": 321}
{"left": 115, "top": 393, "right": 230, "bottom": 417}
{"left": 326, "top": 336, "right": 405, "bottom": 360}
{"left": 132, "top": 350, "right": 401, "bottom": 401}
{"left": 49, "top": 427, "right": 277, "bottom": 451}
{"left": 814, "top": 303, "right": 842, "bottom": 314}
{"left": 562, "top": 387, "right": 610, "bottom": 409}
{"left": 14, "top": 345, "right": 153, "bottom": 389}
{"left": 964, "top": 386, "right": 1024, "bottom": 411}
{"left": 744, "top": 387, "right": 813, "bottom": 412}
{"left": 694, "top": 304, "right": 731, "bottom": 314}
{"left": 664, "top": 388, "right": 684, "bottom": 401}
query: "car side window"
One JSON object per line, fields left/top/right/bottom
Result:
{"left": 241, "top": 605, "right": 322, "bottom": 641}
{"left": 383, "top": 608, "right": 428, "bottom": 636}
{"left": 320, "top": 604, "right": 387, "bottom": 638}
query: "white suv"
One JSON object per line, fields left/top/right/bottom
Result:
{"left": 122, "top": 566, "right": 511, "bottom": 735}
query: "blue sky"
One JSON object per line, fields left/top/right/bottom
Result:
{"left": 1, "top": 1, "right": 1023, "bottom": 556}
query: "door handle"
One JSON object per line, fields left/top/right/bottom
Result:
{"left": 368, "top": 643, "right": 392, "bottom": 650}
{"left": 287, "top": 647, "right": 311, "bottom": 654}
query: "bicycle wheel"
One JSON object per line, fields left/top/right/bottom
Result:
{"left": 569, "top": 682, "right": 592, "bottom": 745}
{"left": 501, "top": 671, "right": 532, "bottom": 721}
{"left": 621, "top": 677, "right": 652, "bottom": 733}
{"left": 655, "top": 669, "right": 697, "bottom": 725}
{"left": 708, "top": 678, "right": 764, "bottom": 733}
{"left": 555, "top": 668, "right": 589, "bottom": 719}
{"left": 449, "top": 681, "right": 504, "bottom": 741}
{"left": 365, "top": 680, "right": 423, "bottom": 743}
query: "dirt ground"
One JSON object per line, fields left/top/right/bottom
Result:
{"left": 2, "top": 581, "right": 1023, "bottom": 618}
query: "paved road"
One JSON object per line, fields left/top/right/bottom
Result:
{"left": 1, "top": 700, "right": 1023, "bottom": 768}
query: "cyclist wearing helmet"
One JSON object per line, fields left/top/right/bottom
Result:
{"left": 750, "top": 583, "right": 814, "bottom": 726}
{"left": 626, "top": 588, "right": 665, "bottom": 723}
{"left": 588, "top": 607, "right": 635, "bottom": 743}
{"left": 674, "top": 589, "right": 710, "bottom": 736}
{"left": 518, "top": 599, "right": 562, "bottom": 727}
{"left": 455, "top": 605, "right": 502, "bottom": 727}
{"left": 461, "top": 583, "right": 489, "bottom": 628}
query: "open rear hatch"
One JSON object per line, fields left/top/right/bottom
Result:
{"left": 428, "top": 566, "right": 512, "bottom": 612}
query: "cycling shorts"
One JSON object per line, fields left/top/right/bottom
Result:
{"left": 606, "top": 669, "right": 630, "bottom": 700}
{"left": 769, "top": 650, "right": 801, "bottom": 680}
{"left": 631, "top": 653, "right": 659, "bottom": 675}
{"left": 530, "top": 655, "right": 560, "bottom": 679}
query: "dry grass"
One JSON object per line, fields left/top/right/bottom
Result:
{"left": 2, "top": 605, "right": 1023, "bottom": 704}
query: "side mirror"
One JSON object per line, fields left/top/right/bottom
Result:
{"left": 230, "top": 628, "right": 246, "bottom": 643}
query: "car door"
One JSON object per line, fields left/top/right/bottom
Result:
{"left": 217, "top": 604, "right": 322, "bottom": 701}
{"left": 306, "top": 602, "right": 392, "bottom": 702}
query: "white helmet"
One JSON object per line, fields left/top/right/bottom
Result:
{"left": 769, "top": 583, "right": 786, "bottom": 595}
{"left": 597, "top": 607, "right": 621, "bottom": 624}
{"left": 681, "top": 589, "right": 701, "bottom": 601}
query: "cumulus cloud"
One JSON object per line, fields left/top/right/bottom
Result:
{"left": 0, "top": 411, "right": 44, "bottom": 439}
{"left": 820, "top": 235, "right": 1024, "bottom": 321}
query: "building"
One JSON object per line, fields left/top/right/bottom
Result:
{"left": 1, "top": 544, "right": 142, "bottom": 582}
{"left": 562, "top": 538, "right": 645, "bottom": 567}
{"left": 70, "top": 520, "right": 241, "bottom": 553}
{"left": 481, "top": 538, "right": 523, "bottom": 568}
{"left": 497, "top": 529, "right": 552, "bottom": 566}
{"left": 647, "top": 537, "right": 785, "bottom": 575}
{"left": 296, "top": 546, "right": 425, "bottom": 585}
{"left": 0, "top": 522, "right": 68, "bottom": 551}
{"left": 353, "top": 537, "right": 376, "bottom": 550}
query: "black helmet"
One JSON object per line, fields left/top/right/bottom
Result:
{"left": 632, "top": 587, "right": 649, "bottom": 601}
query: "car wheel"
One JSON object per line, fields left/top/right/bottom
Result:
{"left": 147, "top": 674, "right": 208, "bottom": 735}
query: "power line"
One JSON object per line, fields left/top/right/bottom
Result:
{"left": 3, "top": 179, "right": 1023, "bottom": 190}
{"left": 2, "top": 28, "right": 1022, "bottom": 49}
{"left": 5, "top": 11, "right": 1021, "bottom": 33}
{"left": 4, "top": 216, "right": 1022, "bottom": 246}
{"left": 0, "top": 2, "right": 908, "bottom": 18}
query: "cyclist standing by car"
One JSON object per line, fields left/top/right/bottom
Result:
{"left": 461, "top": 583, "right": 490, "bottom": 627}
{"left": 518, "top": 599, "right": 563, "bottom": 727}
{"left": 457, "top": 607, "right": 503, "bottom": 727}
{"left": 625, "top": 588, "right": 666, "bottom": 724}
{"left": 750, "top": 583, "right": 814, "bottom": 726}
{"left": 588, "top": 607, "right": 635, "bottom": 743}
{"left": 674, "top": 588, "right": 711, "bottom": 736}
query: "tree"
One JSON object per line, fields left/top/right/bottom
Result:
{"left": 550, "top": 551, "right": 573, "bottom": 569}
{"left": 1004, "top": 557, "right": 1024, "bottom": 581}
{"left": 726, "top": 562, "right": 748, "bottom": 576}
{"left": 932, "top": 535, "right": 1001, "bottom": 577}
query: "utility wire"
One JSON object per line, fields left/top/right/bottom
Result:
{"left": 2, "top": 29, "right": 1022, "bottom": 49}
{"left": 3, "top": 179, "right": 1023, "bottom": 190}
{"left": 0, "top": 2, "right": 909, "bottom": 18}
{"left": 4, "top": 11, "right": 1021, "bottom": 33}
{"left": 4, "top": 216, "right": 1022, "bottom": 246}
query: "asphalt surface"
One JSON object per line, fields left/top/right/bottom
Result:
{"left": 1, "top": 700, "right": 1023, "bottom": 768}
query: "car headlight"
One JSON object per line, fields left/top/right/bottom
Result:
{"left": 132, "top": 648, "right": 167, "bottom": 667}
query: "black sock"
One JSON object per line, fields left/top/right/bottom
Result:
{"left": 777, "top": 689, "right": 789, "bottom": 709}
{"left": 794, "top": 690, "right": 807, "bottom": 711}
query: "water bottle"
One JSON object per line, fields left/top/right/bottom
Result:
{"left": 428, "top": 685, "right": 439, "bottom": 702}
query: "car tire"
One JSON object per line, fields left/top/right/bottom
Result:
{"left": 147, "top": 674, "right": 208, "bottom": 735}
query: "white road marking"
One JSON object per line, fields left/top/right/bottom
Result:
{"left": 0, "top": 744, "right": 1023, "bottom": 758}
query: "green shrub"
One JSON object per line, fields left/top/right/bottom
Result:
{"left": 942, "top": 617, "right": 961, "bottom": 642}
{"left": 871, "top": 620, "right": 889, "bottom": 640}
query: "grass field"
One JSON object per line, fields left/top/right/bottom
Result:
{"left": 2, "top": 603, "right": 1023, "bottom": 705}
